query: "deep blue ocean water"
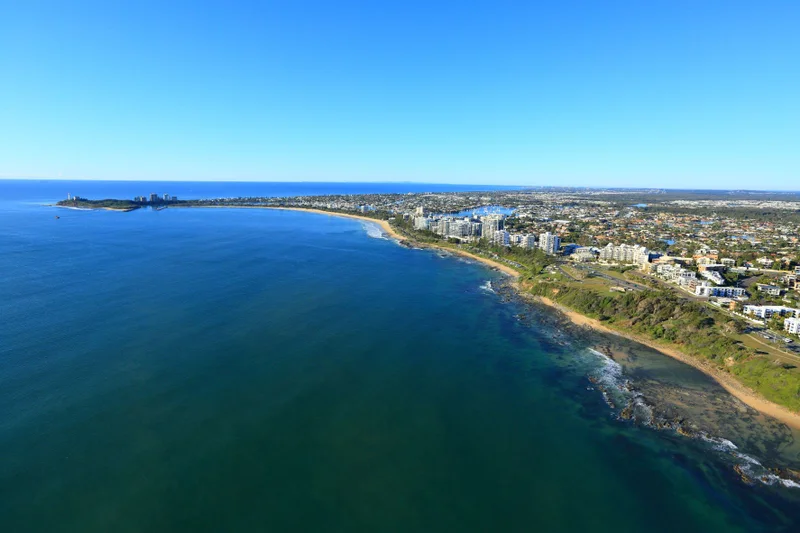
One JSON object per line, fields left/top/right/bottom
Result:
{"left": 2, "top": 180, "right": 800, "bottom": 532}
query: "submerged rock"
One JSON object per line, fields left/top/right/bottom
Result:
{"left": 620, "top": 405, "right": 634, "bottom": 420}
{"left": 734, "top": 464, "right": 755, "bottom": 485}
{"left": 769, "top": 467, "right": 800, "bottom": 482}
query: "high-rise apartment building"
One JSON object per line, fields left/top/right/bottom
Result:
{"left": 539, "top": 232, "right": 560, "bottom": 255}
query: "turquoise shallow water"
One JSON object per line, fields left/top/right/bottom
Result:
{"left": 2, "top": 182, "right": 800, "bottom": 531}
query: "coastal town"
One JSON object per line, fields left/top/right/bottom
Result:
{"left": 52, "top": 187, "right": 800, "bottom": 487}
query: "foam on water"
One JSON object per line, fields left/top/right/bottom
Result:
{"left": 479, "top": 280, "right": 495, "bottom": 293}
{"left": 734, "top": 453, "right": 800, "bottom": 488}
{"left": 700, "top": 435, "right": 739, "bottom": 452}
{"left": 584, "top": 348, "right": 799, "bottom": 490}
{"left": 360, "top": 221, "right": 388, "bottom": 240}
{"left": 585, "top": 348, "right": 630, "bottom": 411}
{"left": 701, "top": 441, "right": 800, "bottom": 489}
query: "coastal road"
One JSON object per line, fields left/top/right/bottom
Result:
{"left": 571, "top": 264, "right": 646, "bottom": 292}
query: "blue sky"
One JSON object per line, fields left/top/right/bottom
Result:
{"left": 1, "top": 1, "right": 798, "bottom": 189}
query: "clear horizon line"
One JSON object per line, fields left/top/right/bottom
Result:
{"left": 1, "top": 175, "right": 798, "bottom": 193}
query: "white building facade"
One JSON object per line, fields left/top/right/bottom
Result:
{"left": 598, "top": 243, "right": 650, "bottom": 265}
{"left": 694, "top": 282, "right": 747, "bottom": 298}
{"left": 743, "top": 306, "right": 800, "bottom": 319}
{"left": 539, "top": 232, "right": 560, "bottom": 255}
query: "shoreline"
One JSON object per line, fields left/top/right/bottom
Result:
{"left": 178, "top": 205, "right": 406, "bottom": 240}
{"left": 182, "top": 205, "right": 800, "bottom": 429}
{"left": 413, "top": 242, "right": 520, "bottom": 278}
{"left": 530, "top": 294, "right": 800, "bottom": 430}
{"left": 57, "top": 202, "right": 800, "bottom": 429}
{"left": 268, "top": 207, "right": 520, "bottom": 277}
{"left": 183, "top": 205, "right": 521, "bottom": 277}
{"left": 53, "top": 204, "right": 138, "bottom": 212}
{"left": 263, "top": 207, "right": 405, "bottom": 240}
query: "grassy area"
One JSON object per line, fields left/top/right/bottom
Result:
{"left": 527, "top": 280, "right": 800, "bottom": 412}
{"left": 736, "top": 333, "right": 800, "bottom": 367}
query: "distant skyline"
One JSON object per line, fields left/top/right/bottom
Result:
{"left": 1, "top": 1, "right": 798, "bottom": 190}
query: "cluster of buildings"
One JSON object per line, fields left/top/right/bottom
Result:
{"left": 412, "top": 212, "right": 562, "bottom": 254}
{"left": 134, "top": 193, "right": 177, "bottom": 203}
{"left": 597, "top": 243, "right": 651, "bottom": 265}
{"left": 647, "top": 255, "right": 749, "bottom": 298}
{"left": 742, "top": 305, "right": 800, "bottom": 319}
{"left": 232, "top": 188, "right": 798, "bottom": 277}
{"left": 196, "top": 189, "right": 797, "bottom": 338}
{"left": 741, "top": 305, "right": 800, "bottom": 335}
{"left": 408, "top": 207, "right": 797, "bottom": 316}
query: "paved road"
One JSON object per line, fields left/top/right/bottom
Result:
{"left": 570, "top": 264, "right": 646, "bottom": 292}
{"left": 746, "top": 333, "right": 800, "bottom": 366}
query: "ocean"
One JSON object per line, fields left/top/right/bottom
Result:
{"left": 2, "top": 180, "right": 800, "bottom": 532}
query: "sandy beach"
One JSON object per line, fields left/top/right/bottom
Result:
{"left": 531, "top": 295, "right": 800, "bottom": 430}
{"left": 304, "top": 209, "right": 520, "bottom": 277}
{"left": 195, "top": 205, "right": 521, "bottom": 277}
{"left": 454, "top": 250, "right": 519, "bottom": 278}
{"left": 262, "top": 208, "right": 520, "bottom": 278}
{"left": 265, "top": 207, "right": 405, "bottom": 240}
{"left": 179, "top": 205, "right": 403, "bottom": 240}
{"left": 417, "top": 243, "right": 520, "bottom": 278}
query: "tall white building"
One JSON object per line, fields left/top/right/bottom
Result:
{"left": 481, "top": 215, "right": 504, "bottom": 239}
{"left": 492, "top": 230, "right": 510, "bottom": 246}
{"left": 539, "top": 232, "right": 560, "bottom": 255}
{"left": 448, "top": 220, "right": 471, "bottom": 238}
{"left": 414, "top": 216, "right": 430, "bottom": 230}
{"left": 521, "top": 234, "right": 538, "bottom": 249}
{"left": 786, "top": 317, "right": 800, "bottom": 335}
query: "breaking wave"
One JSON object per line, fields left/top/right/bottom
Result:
{"left": 583, "top": 348, "right": 799, "bottom": 490}
{"left": 586, "top": 348, "right": 629, "bottom": 411}
{"left": 361, "top": 221, "right": 388, "bottom": 240}
{"left": 700, "top": 435, "right": 800, "bottom": 488}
